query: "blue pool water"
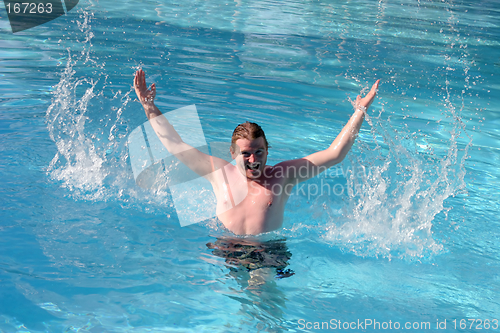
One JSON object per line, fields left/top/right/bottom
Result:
{"left": 1, "top": 0, "right": 499, "bottom": 331}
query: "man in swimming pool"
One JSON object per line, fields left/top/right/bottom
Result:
{"left": 134, "top": 69, "right": 379, "bottom": 235}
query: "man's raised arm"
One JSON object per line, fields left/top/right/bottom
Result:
{"left": 134, "top": 69, "right": 223, "bottom": 179}
{"left": 277, "top": 80, "right": 380, "bottom": 184}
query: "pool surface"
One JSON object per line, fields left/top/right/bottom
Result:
{"left": 1, "top": 0, "right": 499, "bottom": 331}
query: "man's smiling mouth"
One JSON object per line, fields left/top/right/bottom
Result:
{"left": 246, "top": 162, "right": 260, "bottom": 171}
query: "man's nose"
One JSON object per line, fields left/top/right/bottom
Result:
{"left": 248, "top": 154, "right": 255, "bottom": 163}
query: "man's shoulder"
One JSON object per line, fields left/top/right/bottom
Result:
{"left": 267, "top": 158, "right": 322, "bottom": 184}
{"left": 271, "top": 158, "right": 311, "bottom": 170}
{"left": 263, "top": 161, "right": 306, "bottom": 180}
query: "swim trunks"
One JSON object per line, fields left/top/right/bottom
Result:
{"left": 206, "top": 237, "right": 294, "bottom": 278}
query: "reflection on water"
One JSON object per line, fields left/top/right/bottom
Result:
{"left": 206, "top": 237, "right": 294, "bottom": 330}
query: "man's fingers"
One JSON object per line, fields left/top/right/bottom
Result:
{"left": 135, "top": 71, "right": 141, "bottom": 87}
{"left": 364, "top": 80, "right": 379, "bottom": 100}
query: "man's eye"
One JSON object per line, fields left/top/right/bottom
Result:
{"left": 243, "top": 153, "right": 251, "bottom": 157}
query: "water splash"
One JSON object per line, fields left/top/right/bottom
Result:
{"left": 320, "top": 0, "right": 478, "bottom": 261}
{"left": 45, "top": 10, "right": 139, "bottom": 204}
{"left": 325, "top": 48, "right": 474, "bottom": 261}
{"left": 44, "top": 9, "right": 204, "bottom": 219}
{"left": 323, "top": 104, "right": 470, "bottom": 260}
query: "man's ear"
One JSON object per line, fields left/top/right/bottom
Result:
{"left": 230, "top": 144, "right": 242, "bottom": 160}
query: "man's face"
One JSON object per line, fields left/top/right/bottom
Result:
{"left": 230, "top": 137, "right": 268, "bottom": 179}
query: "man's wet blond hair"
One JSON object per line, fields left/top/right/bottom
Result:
{"left": 231, "top": 121, "right": 269, "bottom": 151}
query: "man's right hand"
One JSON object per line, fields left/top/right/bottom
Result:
{"left": 134, "top": 69, "right": 156, "bottom": 106}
